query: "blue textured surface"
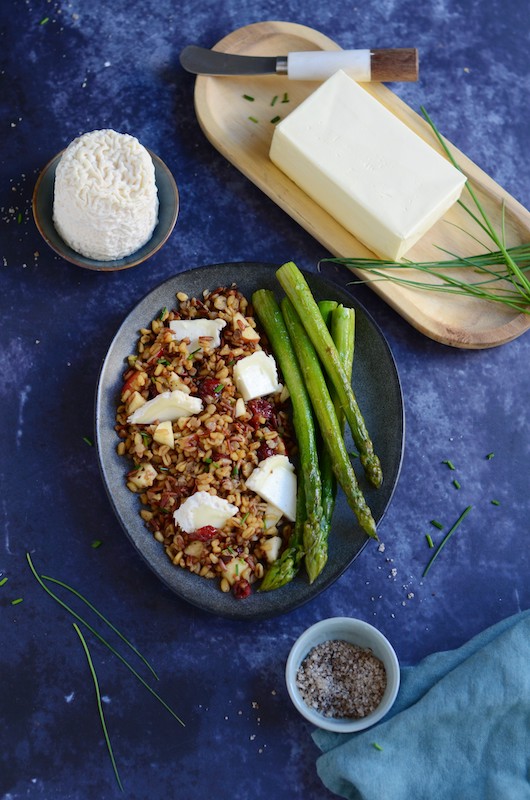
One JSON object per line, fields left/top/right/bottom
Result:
{"left": 1, "top": 1, "right": 529, "bottom": 798}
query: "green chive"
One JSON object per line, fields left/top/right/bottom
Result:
{"left": 27, "top": 555, "right": 184, "bottom": 724}
{"left": 422, "top": 506, "right": 473, "bottom": 578}
{"left": 0, "top": 577, "right": 8, "bottom": 587}
{"left": 281, "top": 92, "right": 289, "bottom": 103}
{"left": 187, "top": 347, "right": 201, "bottom": 359}
{"left": 248, "top": 116, "right": 259, "bottom": 123}
{"left": 243, "top": 94, "right": 254, "bottom": 101}
{"left": 241, "top": 512, "right": 249, "bottom": 524}
{"left": 73, "top": 623, "right": 124, "bottom": 792}
{"left": 157, "top": 358, "right": 170, "bottom": 366}
{"left": 11, "top": 598, "right": 23, "bottom": 605}
{"left": 83, "top": 436, "right": 94, "bottom": 446}
{"left": 430, "top": 519, "right": 444, "bottom": 530}
{"left": 17, "top": 212, "right": 22, "bottom": 224}
{"left": 91, "top": 540, "right": 102, "bottom": 549}
{"left": 453, "top": 479, "right": 461, "bottom": 489}
{"left": 270, "top": 115, "right": 281, "bottom": 124}
{"left": 214, "top": 383, "right": 224, "bottom": 394}
{"left": 40, "top": 16, "right": 49, "bottom": 25}
{"left": 349, "top": 450, "right": 359, "bottom": 459}
{"left": 442, "top": 459, "right": 456, "bottom": 470}
{"left": 372, "top": 742, "right": 383, "bottom": 751}
{"left": 232, "top": 465, "right": 239, "bottom": 478}
{"left": 203, "top": 457, "right": 213, "bottom": 464}
{"left": 486, "top": 452, "right": 495, "bottom": 460}
{"left": 271, "top": 95, "right": 278, "bottom": 106}
{"left": 491, "top": 499, "right": 500, "bottom": 506}
{"left": 425, "top": 533, "right": 434, "bottom": 548}
{"left": 159, "top": 307, "right": 168, "bottom": 320}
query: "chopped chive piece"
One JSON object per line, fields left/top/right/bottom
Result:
{"left": 271, "top": 95, "right": 278, "bottom": 106}
{"left": 213, "top": 383, "right": 224, "bottom": 394}
{"left": 243, "top": 94, "right": 255, "bottom": 101}
{"left": 425, "top": 533, "right": 434, "bottom": 548}
{"left": 430, "top": 519, "right": 444, "bottom": 530}
{"left": 40, "top": 16, "right": 49, "bottom": 24}
{"left": 11, "top": 598, "right": 23, "bottom": 605}
{"left": 73, "top": 623, "right": 124, "bottom": 792}
{"left": 442, "top": 459, "right": 455, "bottom": 470}
{"left": 241, "top": 512, "right": 249, "bottom": 524}
{"left": 83, "top": 436, "right": 94, "bottom": 446}
{"left": 422, "top": 506, "right": 473, "bottom": 578}
{"left": 232, "top": 465, "right": 239, "bottom": 478}
{"left": 372, "top": 742, "right": 383, "bottom": 751}
{"left": 453, "top": 479, "right": 461, "bottom": 489}
{"left": 486, "top": 452, "right": 495, "bottom": 460}
{"left": 157, "top": 358, "right": 170, "bottom": 366}
{"left": 349, "top": 450, "right": 359, "bottom": 459}
{"left": 281, "top": 92, "right": 290, "bottom": 103}
{"left": 141, "top": 433, "right": 151, "bottom": 446}
{"left": 187, "top": 347, "right": 201, "bottom": 359}
{"left": 91, "top": 540, "right": 102, "bottom": 549}
{"left": 203, "top": 457, "right": 213, "bottom": 464}
{"left": 0, "top": 577, "right": 8, "bottom": 587}
{"left": 159, "top": 307, "right": 168, "bottom": 319}
{"left": 227, "top": 358, "right": 236, "bottom": 366}
{"left": 17, "top": 212, "right": 22, "bottom": 223}
{"left": 248, "top": 116, "right": 259, "bottom": 123}
{"left": 491, "top": 499, "right": 500, "bottom": 506}
{"left": 270, "top": 115, "right": 281, "bottom": 124}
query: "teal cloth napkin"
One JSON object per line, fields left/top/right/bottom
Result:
{"left": 313, "top": 610, "right": 530, "bottom": 800}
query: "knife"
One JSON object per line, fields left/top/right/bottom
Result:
{"left": 180, "top": 45, "right": 418, "bottom": 82}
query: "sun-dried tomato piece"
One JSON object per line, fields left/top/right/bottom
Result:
{"left": 247, "top": 398, "right": 275, "bottom": 429}
{"left": 198, "top": 377, "right": 224, "bottom": 403}
{"left": 189, "top": 525, "right": 218, "bottom": 541}
{"left": 257, "top": 441, "right": 275, "bottom": 462}
{"left": 233, "top": 579, "right": 251, "bottom": 599}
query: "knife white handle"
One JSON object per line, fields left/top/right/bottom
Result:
{"left": 286, "top": 49, "right": 418, "bottom": 82}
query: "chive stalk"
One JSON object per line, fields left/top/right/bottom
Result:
{"left": 27, "top": 554, "right": 184, "bottom": 725}
{"left": 422, "top": 506, "right": 473, "bottom": 577}
{"left": 73, "top": 623, "right": 124, "bottom": 792}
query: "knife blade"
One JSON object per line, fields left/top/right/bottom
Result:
{"left": 180, "top": 45, "right": 418, "bottom": 82}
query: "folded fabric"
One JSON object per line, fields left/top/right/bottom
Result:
{"left": 313, "top": 609, "right": 530, "bottom": 800}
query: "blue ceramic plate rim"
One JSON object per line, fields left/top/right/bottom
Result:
{"left": 94, "top": 262, "right": 405, "bottom": 620}
{"left": 32, "top": 148, "right": 179, "bottom": 271}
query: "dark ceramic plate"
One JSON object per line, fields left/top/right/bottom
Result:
{"left": 95, "top": 262, "right": 404, "bottom": 620}
{"left": 32, "top": 149, "right": 179, "bottom": 271}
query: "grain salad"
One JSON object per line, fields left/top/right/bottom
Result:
{"left": 115, "top": 284, "right": 296, "bottom": 599}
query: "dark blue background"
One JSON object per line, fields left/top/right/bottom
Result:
{"left": 1, "top": 1, "right": 529, "bottom": 798}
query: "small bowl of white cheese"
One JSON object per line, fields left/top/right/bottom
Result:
{"left": 285, "top": 617, "right": 400, "bottom": 732}
{"left": 33, "top": 129, "right": 179, "bottom": 271}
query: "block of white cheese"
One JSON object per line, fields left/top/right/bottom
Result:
{"left": 245, "top": 455, "right": 297, "bottom": 522}
{"left": 169, "top": 318, "right": 226, "bottom": 352}
{"left": 127, "top": 389, "right": 203, "bottom": 424}
{"left": 233, "top": 351, "right": 281, "bottom": 402}
{"left": 173, "top": 491, "right": 239, "bottom": 534}
{"left": 269, "top": 70, "right": 467, "bottom": 261}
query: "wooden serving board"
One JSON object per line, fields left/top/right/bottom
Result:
{"left": 194, "top": 21, "right": 530, "bottom": 348}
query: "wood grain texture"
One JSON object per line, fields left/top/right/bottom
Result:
{"left": 194, "top": 21, "right": 530, "bottom": 349}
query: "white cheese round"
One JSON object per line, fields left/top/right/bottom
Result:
{"left": 53, "top": 129, "right": 159, "bottom": 261}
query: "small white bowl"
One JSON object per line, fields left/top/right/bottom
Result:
{"left": 285, "top": 617, "right": 400, "bottom": 732}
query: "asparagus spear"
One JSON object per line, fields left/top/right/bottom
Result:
{"left": 277, "top": 261, "right": 382, "bottom": 488}
{"left": 316, "top": 301, "right": 339, "bottom": 558}
{"left": 319, "top": 302, "right": 356, "bottom": 537}
{"left": 252, "top": 289, "right": 324, "bottom": 585}
{"left": 282, "top": 297, "right": 377, "bottom": 540}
